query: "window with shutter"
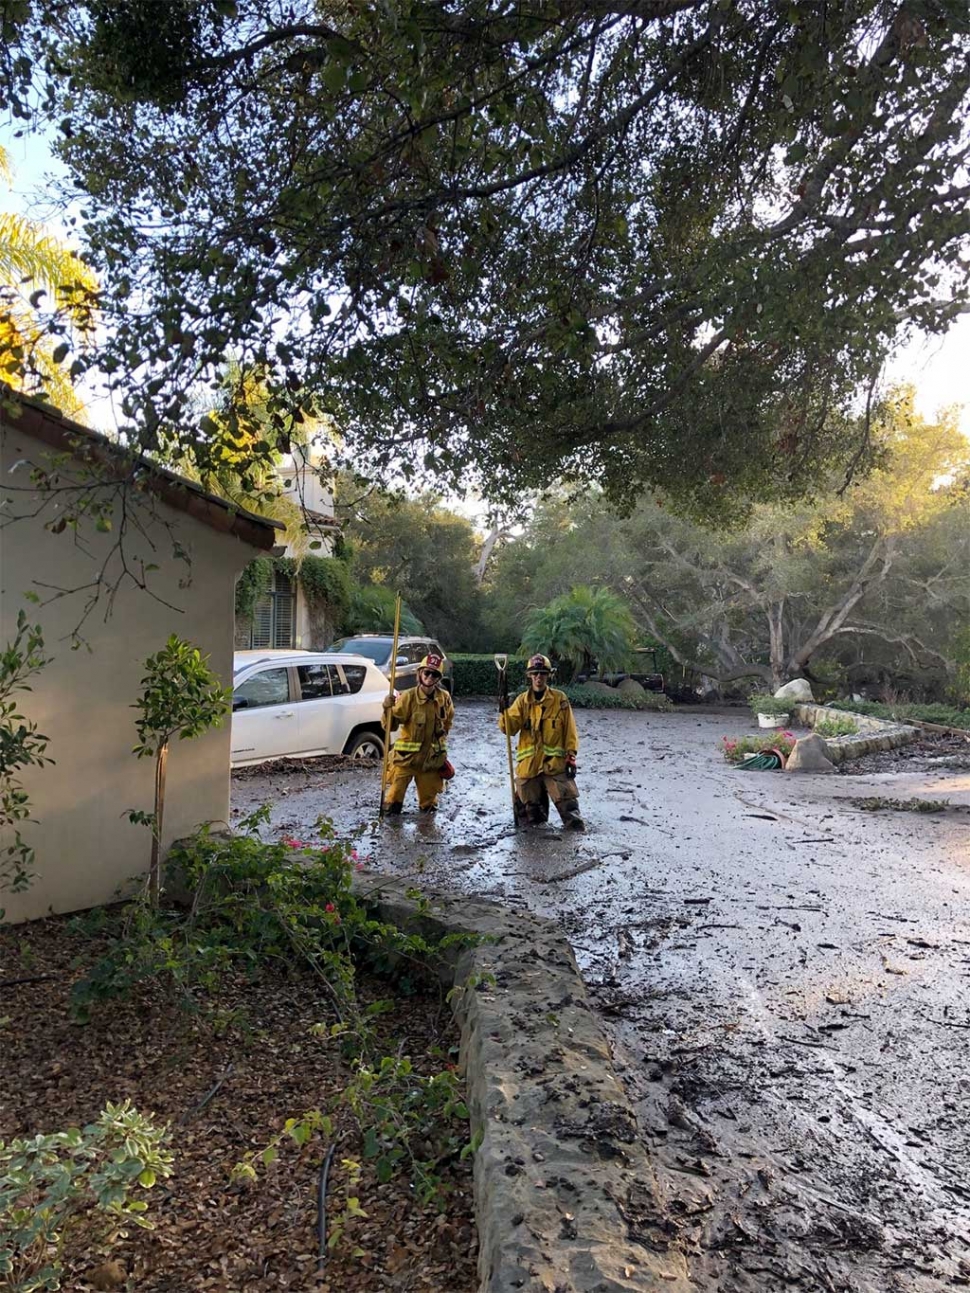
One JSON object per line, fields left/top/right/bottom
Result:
{"left": 241, "top": 569, "right": 296, "bottom": 649}
{"left": 273, "top": 570, "right": 295, "bottom": 648}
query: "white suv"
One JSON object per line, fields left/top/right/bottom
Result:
{"left": 231, "top": 650, "right": 387, "bottom": 767}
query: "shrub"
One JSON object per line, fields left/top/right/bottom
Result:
{"left": 814, "top": 714, "right": 858, "bottom": 738}
{"left": 831, "top": 699, "right": 970, "bottom": 731}
{"left": 560, "top": 684, "right": 672, "bottom": 711}
{"left": 451, "top": 658, "right": 673, "bottom": 709}
{"left": 342, "top": 586, "right": 423, "bottom": 635}
{"left": 0, "top": 1101, "right": 172, "bottom": 1293}
{"left": 748, "top": 693, "right": 792, "bottom": 717}
{"left": 721, "top": 731, "right": 797, "bottom": 765}
{"left": 69, "top": 814, "right": 482, "bottom": 1234}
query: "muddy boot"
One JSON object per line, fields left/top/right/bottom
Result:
{"left": 557, "top": 799, "right": 585, "bottom": 832}
{"left": 419, "top": 804, "right": 438, "bottom": 815}
{"left": 524, "top": 802, "right": 545, "bottom": 826}
{"left": 384, "top": 802, "right": 403, "bottom": 817}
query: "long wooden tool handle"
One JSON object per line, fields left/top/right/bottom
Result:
{"left": 495, "top": 656, "right": 518, "bottom": 829}
{"left": 379, "top": 594, "right": 403, "bottom": 817}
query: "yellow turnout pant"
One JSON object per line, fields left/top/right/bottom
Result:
{"left": 384, "top": 766, "right": 445, "bottom": 810}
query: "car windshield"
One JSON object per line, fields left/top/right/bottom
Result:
{"left": 328, "top": 638, "right": 390, "bottom": 665}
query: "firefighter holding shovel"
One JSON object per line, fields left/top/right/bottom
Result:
{"left": 498, "top": 654, "right": 584, "bottom": 831}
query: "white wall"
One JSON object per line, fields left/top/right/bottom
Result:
{"left": 0, "top": 420, "right": 265, "bottom": 922}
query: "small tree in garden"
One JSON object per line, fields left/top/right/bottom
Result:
{"left": 131, "top": 636, "right": 230, "bottom": 907}
{"left": 0, "top": 611, "right": 53, "bottom": 915}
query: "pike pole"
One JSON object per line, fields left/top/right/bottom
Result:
{"left": 378, "top": 595, "right": 403, "bottom": 818}
{"left": 494, "top": 654, "right": 518, "bottom": 829}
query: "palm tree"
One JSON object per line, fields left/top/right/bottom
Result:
{"left": 0, "top": 145, "right": 98, "bottom": 419}
{"left": 520, "top": 585, "right": 637, "bottom": 679}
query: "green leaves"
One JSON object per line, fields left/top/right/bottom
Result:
{"left": 0, "top": 612, "right": 52, "bottom": 899}
{"left": 4, "top": 0, "right": 967, "bottom": 507}
{"left": 0, "top": 1100, "right": 172, "bottom": 1292}
{"left": 131, "top": 635, "right": 230, "bottom": 755}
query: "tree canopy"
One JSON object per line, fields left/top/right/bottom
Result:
{"left": 337, "top": 480, "right": 484, "bottom": 648}
{"left": 485, "top": 389, "right": 970, "bottom": 690}
{"left": 2, "top": 1, "right": 968, "bottom": 512}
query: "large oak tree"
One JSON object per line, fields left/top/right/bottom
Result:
{"left": 2, "top": 0, "right": 968, "bottom": 511}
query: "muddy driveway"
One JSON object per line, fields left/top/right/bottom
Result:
{"left": 233, "top": 702, "right": 970, "bottom": 1291}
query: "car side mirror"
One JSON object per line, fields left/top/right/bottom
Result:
{"left": 396, "top": 654, "right": 408, "bottom": 667}
{"left": 233, "top": 697, "right": 248, "bottom": 711}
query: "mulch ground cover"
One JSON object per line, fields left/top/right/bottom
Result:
{"left": 0, "top": 915, "right": 478, "bottom": 1292}
{"left": 839, "top": 729, "right": 970, "bottom": 775}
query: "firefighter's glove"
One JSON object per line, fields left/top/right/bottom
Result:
{"left": 382, "top": 694, "right": 396, "bottom": 712}
{"left": 498, "top": 693, "right": 509, "bottom": 713}
{"left": 565, "top": 758, "right": 578, "bottom": 778}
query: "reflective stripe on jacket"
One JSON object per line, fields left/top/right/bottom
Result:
{"left": 389, "top": 686, "right": 454, "bottom": 771}
{"left": 498, "top": 687, "right": 578, "bottom": 779}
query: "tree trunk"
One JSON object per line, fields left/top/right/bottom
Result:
{"left": 474, "top": 524, "right": 509, "bottom": 587}
{"left": 768, "top": 600, "right": 786, "bottom": 690}
{"left": 149, "top": 742, "right": 169, "bottom": 909}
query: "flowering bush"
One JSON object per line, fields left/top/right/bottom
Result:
{"left": 721, "top": 731, "right": 797, "bottom": 765}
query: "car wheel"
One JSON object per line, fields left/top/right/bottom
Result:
{"left": 345, "top": 730, "right": 384, "bottom": 760}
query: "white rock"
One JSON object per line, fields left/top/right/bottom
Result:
{"left": 774, "top": 678, "right": 814, "bottom": 703}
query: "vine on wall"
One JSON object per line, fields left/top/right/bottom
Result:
{"left": 235, "top": 555, "right": 351, "bottom": 625}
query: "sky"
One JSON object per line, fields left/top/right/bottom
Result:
{"left": 3, "top": 120, "right": 969, "bottom": 446}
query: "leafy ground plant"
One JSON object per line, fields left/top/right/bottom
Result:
{"left": 814, "top": 715, "right": 859, "bottom": 738}
{"left": 748, "top": 694, "right": 793, "bottom": 717}
{"left": 721, "top": 732, "right": 797, "bottom": 765}
{"left": 832, "top": 700, "right": 970, "bottom": 731}
{"left": 0, "top": 1100, "right": 172, "bottom": 1293}
{"left": 69, "top": 809, "right": 479, "bottom": 1252}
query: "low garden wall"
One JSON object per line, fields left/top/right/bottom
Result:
{"left": 793, "top": 703, "right": 919, "bottom": 765}
{"left": 355, "top": 874, "right": 691, "bottom": 1293}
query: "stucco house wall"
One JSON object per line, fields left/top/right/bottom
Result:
{"left": 0, "top": 399, "right": 280, "bottom": 923}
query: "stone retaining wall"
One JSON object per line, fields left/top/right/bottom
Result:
{"left": 792, "top": 703, "right": 918, "bottom": 765}
{"left": 355, "top": 875, "right": 691, "bottom": 1293}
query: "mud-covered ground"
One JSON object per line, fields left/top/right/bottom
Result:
{"left": 233, "top": 702, "right": 970, "bottom": 1291}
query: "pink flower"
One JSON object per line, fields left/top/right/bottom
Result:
{"left": 351, "top": 849, "right": 359, "bottom": 860}
{"left": 355, "top": 862, "right": 365, "bottom": 871}
{"left": 283, "top": 836, "right": 306, "bottom": 849}
{"left": 325, "top": 902, "right": 336, "bottom": 913}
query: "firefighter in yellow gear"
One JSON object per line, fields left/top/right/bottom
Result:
{"left": 382, "top": 653, "right": 455, "bottom": 814}
{"left": 498, "top": 653, "right": 584, "bottom": 831}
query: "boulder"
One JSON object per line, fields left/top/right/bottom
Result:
{"left": 579, "top": 680, "right": 619, "bottom": 697}
{"left": 785, "top": 733, "right": 836, "bottom": 774}
{"left": 617, "top": 677, "right": 648, "bottom": 700}
{"left": 774, "top": 677, "right": 814, "bottom": 703}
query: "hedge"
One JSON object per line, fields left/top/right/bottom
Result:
{"left": 450, "top": 654, "right": 529, "bottom": 697}
{"left": 832, "top": 699, "right": 970, "bottom": 731}
{"left": 449, "top": 656, "right": 672, "bottom": 710}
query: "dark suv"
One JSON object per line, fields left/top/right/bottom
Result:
{"left": 327, "top": 634, "right": 454, "bottom": 692}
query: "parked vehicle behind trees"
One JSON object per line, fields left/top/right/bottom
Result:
{"left": 231, "top": 650, "right": 386, "bottom": 767}
{"left": 327, "top": 635, "right": 454, "bottom": 693}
